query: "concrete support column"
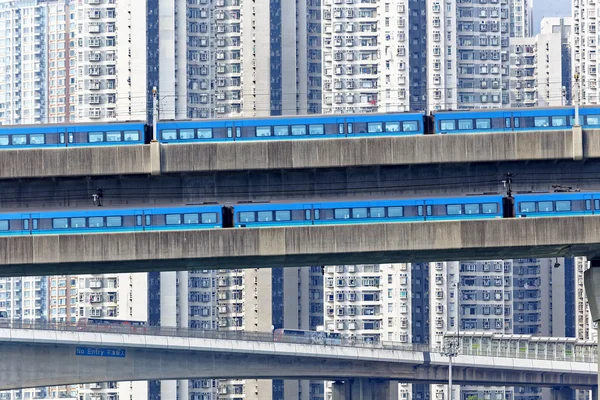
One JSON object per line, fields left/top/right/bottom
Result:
{"left": 592, "top": 387, "right": 598, "bottom": 400}
{"left": 552, "top": 388, "right": 572, "bottom": 400}
{"left": 332, "top": 379, "right": 397, "bottom": 400}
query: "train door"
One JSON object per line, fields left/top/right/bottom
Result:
{"left": 66, "top": 127, "right": 77, "bottom": 146}
{"left": 20, "top": 214, "right": 31, "bottom": 235}
{"left": 225, "top": 121, "right": 242, "bottom": 141}
{"left": 417, "top": 200, "right": 433, "bottom": 221}
{"left": 336, "top": 118, "right": 347, "bottom": 137}
{"left": 503, "top": 112, "right": 513, "bottom": 132}
{"left": 134, "top": 210, "right": 145, "bottom": 231}
{"left": 512, "top": 112, "right": 522, "bottom": 131}
{"left": 303, "top": 205, "right": 313, "bottom": 225}
{"left": 345, "top": 118, "right": 355, "bottom": 137}
{"left": 586, "top": 194, "right": 596, "bottom": 215}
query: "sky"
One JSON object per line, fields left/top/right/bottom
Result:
{"left": 533, "top": 0, "right": 571, "bottom": 34}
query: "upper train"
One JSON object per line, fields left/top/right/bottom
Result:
{"left": 0, "top": 191, "right": 598, "bottom": 236}
{"left": 0, "top": 106, "right": 598, "bottom": 149}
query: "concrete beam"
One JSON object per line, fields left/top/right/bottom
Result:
{"left": 1, "top": 216, "right": 599, "bottom": 277}
{"left": 4, "top": 129, "right": 600, "bottom": 179}
{"left": 0, "top": 343, "right": 595, "bottom": 390}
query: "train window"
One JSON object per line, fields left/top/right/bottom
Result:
{"left": 334, "top": 208, "right": 351, "bottom": 219}
{"left": 464, "top": 204, "right": 480, "bottom": 214}
{"left": 183, "top": 213, "right": 200, "bottom": 224}
{"left": 23, "top": 219, "right": 29, "bottom": 230}
{"left": 314, "top": 209, "right": 321, "bottom": 220}
{"left": 32, "top": 219, "right": 38, "bottom": 230}
{"left": 274, "top": 126, "right": 288, "bottom": 136}
{"left": 385, "top": 122, "right": 400, "bottom": 132}
{"left": 426, "top": 205, "right": 432, "bottom": 215}
{"left": 256, "top": 126, "right": 271, "bottom": 137}
{"left": 587, "top": 115, "right": 600, "bottom": 126}
{"left": 417, "top": 206, "right": 423, "bottom": 216}
{"left": 552, "top": 116, "right": 567, "bottom": 127}
{"left": 519, "top": 202, "right": 535, "bottom": 213}
{"left": 202, "top": 213, "right": 218, "bottom": 223}
{"left": 71, "top": 218, "right": 86, "bottom": 228}
{"left": 403, "top": 121, "right": 419, "bottom": 132}
{"left": 59, "top": 133, "right": 65, "bottom": 144}
{"left": 68, "top": 132, "right": 74, "bottom": 143}
{"left": 458, "top": 120, "right": 473, "bottom": 130}
{"left": 89, "top": 132, "right": 104, "bottom": 142}
{"left": 161, "top": 130, "right": 177, "bottom": 140}
{"left": 370, "top": 207, "right": 385, "bottom": 218}
{"left": 30, "top": 134, "right": 45, "bottom": 144}
{"left": 89, "top": 217, "right": 104, "bottom": 228}
{"left": 236, "top": 127, "right": 241, "bottom": 138}
{"left": 257, "top": 211, "right": 273, "bottom": 222}
{"left": 305, "top": 210, "right": 311, "bottom": 220}
{"left": 291, "top": 125, "right": 306, "bottom": 135}
{"left": 367, "top": 123, "right": 383, "bottom": 133}
{"left": 595, "top": 200, "right": 600, "bottom": 210}
{"left": 0, "top": 135, "right": 8, "bottom": 145}
{"left": 239, "top": 212, "right": 255, "bottom": 222}
{"left": 388, "top": 207, "right": 403, "bottom": 217}
{"left": 514, "top": 118, "right": 520, "bottom": 128}
{"left": 275, "top": 211, "right": 291, "bottom": 221}
{"left": 12, "top": 135, "right": 27, "bottom": 145}
{"left": 106, "top": 132, "right": 122, "bottom": 142}
{"left": 146, "top": 215, "right": 152, "bottom": 226}
{"left": 338, "top": 124, "right": 344, "bottom": 134}
{"left": 534, "top": 117, "right": 550, "bottom": 127}
{"left": 347, "top": 123, "right": 353, "bottom": 134}
{"left": 227, "top": 128, "right": 233, "bottom": 138}
{"left": 352, "top": 208, "right": 368, "bottom": 218}
{"left": 482, "top": 203, "right": 498, "bottom": 214}
{"left": 166, "top": 214, "right": 182, "bottom": 225}
{"left": 505, "top": 118, "right": 511, "bottom": 128}
{"left": 440, "top": 120, "right": 456, "bottom": 131}
{"left": 124, "top": 131, "right": 140, "bottom": 141}
{"left": 0, "top": 221, "right": 8, "bottom": 231}
{"left": 475, "top": 119, "right": 491, "bottom": 129}
{"left": 197, "top": 128, "right": 212, "bottom": 138}
{"left": 447, "top": 205, "right": 462, "bottom": 215}
{"left": 555, "top": 201, "right": 571, "bottom": 211}
{"left": 136, "top": 216, "right": 142, "bottom": 226}
{"left": 179, "top": 129, "right": 195, "bottom": 140}
{"left": 309, "top": 125, "right": 325, "bottom": 135}
{"left": 52, "top": 218, "right": 69, "bottom": 229}
{"left": 538, "top": 201, "right": 553, "bottom": 212}
{"left": 106, "top": 217, "right": 122, "bottom": 227}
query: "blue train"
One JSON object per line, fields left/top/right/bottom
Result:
{"left": 0, "top": 191, "right": 597, "bottom": 236}
{"left": 0, "top": 106, "right": 597, "bottom": 149}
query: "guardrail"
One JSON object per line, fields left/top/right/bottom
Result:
{"left": 0, "top": 321, "right": 596, "bottom": 364}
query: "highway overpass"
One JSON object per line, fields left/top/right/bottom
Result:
{"left": 0, "top": 129, "right": 592, "bottom": 179}
{"left": 1, "top": 216, "right": 600, "bottom": 276}
{"left": 0, "top": 324, "right": 595, "bottom": 391}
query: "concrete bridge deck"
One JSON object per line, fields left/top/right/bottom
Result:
{"left": 0, "top": 324, "right": 595, "bottom": 390}
{"left": 0, "top": 129, "right": 596, "bottom": 179}
{"left": 0, "top": 216, "right": 599, "bottom": 277}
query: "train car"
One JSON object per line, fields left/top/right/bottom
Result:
{"left": 513, "top": 192, "right": 600, "bottom": 218}
{"left": 0, "top": 121, "right": 149, "bottom": 149}
{"left": 0, "top": 204, "right": 223, "bottom": 236}
{"left": 431, "top": 106, "right": 600, "bottom": 135}
{"left": 273, "top": 328, "right": 327, "bottom": 344}
{"left": 231, "top": 195, "right": 504, "bottom": 227}
{"left": 155, "top": 112, "right": 426, "bottom": 143}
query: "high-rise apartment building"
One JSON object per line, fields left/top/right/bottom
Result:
{"left": 573, "top": 0, "right": 600, "bottom": 105}
{"left": 540, "top": 17, "right": 573, "bottom": 104}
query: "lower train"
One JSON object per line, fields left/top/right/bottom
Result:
{"left": 0, "top": 191, "right": 596, "bottom": 236}
{"left": 0, "top": 105, "right": 598, "bottom": 149}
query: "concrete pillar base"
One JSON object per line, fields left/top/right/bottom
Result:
{"left": 552, "top": 387, "right": 573, "bottom": 400}
{"left": 150, "top": 140, "right": 161, "bottom": 175}
{"left": 332, "top": 379, "right": 397, "bottom": 400}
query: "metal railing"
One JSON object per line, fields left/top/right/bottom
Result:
{"left": 0, "top": 320, "right": 596, "bottom": 365}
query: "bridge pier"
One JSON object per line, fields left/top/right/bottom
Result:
{"left": 551, "top": 388, "right": 573, "bottom": 400}
{"left": 332, "top": 379, "right": 398, "bottom": 400}
{"left": 592, "top": 387, "right": 598, "bottom": 400}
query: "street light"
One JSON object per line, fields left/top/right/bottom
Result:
{"left": 441, "top": 282, "right": 460, "bottom": 400}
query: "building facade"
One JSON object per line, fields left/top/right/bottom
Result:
{"left": 540, "top": 17, "right": 572, "bottom": 104}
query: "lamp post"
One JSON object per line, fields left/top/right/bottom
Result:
{"left": 441, "top": 282, "right": 461, "bottom": 400}
{"left": 583, "top": 263, "right": 600, "bottom": 400}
